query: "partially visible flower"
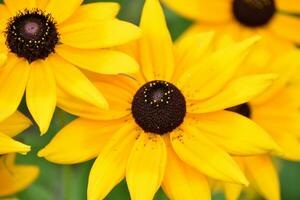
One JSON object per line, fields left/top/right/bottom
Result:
{"left": 0, "top": 154, "right": 39, "bottom": 198}
{"left": 0, "top": 111, "right": 32, "bottom": 155}
{"left": 39, "top": 1, "right": 280, "bottom": 200}
{"left": 0, "top": 0, "right": 141, "bottom": 134}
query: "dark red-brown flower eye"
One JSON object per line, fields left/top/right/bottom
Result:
{"left": 226, "top": 103, "right": 252, "bottom": 118}
{"left": 131, "top": 80, "right": 186, "bottom": 135}
{"left": 5, "top": 9, "right": 59, "bottom": 63}
{"left": 232, "top": 0, "right": 276, "bottom": 27}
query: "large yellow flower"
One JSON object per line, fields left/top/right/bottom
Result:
{"left": 0, "top": 0, "right": 141, "bottom": 134}
{"left": 39, "top": 0, "right": 280, "bottom": 199}
{"left": 0, "top": 111, "right": 32, "bottom": 155}
{"left": 163, "top": 0, "right": 300, "bottom": 44}
{"left": 0, "top": 154, "right": 39, "bottom": 198}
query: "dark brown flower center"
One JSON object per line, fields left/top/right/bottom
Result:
{"left": 131, "top": 80, "right": 186, "bottom": 135}
{"left": 5, "top": 9, "right": 59, "bottom": 63}
{"left": 226, "top": 103, "right": 252, "bottom": 118}
{"left": 232, "top": 0, "right": 276, "bottom": 27}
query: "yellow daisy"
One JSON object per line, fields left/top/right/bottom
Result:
{"left": 0, "top": 154, "right": 39, "bottom": 198}
{"left": 0, "top": 111, "right": 32, "bottom": 155}
{"left": 220, "top": 51, "right": 300, "bottom": 200}
{"left": 162, "top": 0, "right": 300, "bottom": 44}
{"left": 39, "top": 0, "right": 280, "bottom": 199}
{"left": 0, "top": 0, "right": 141, "bottom": 134}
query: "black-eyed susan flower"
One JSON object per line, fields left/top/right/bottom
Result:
{"left": 220, "top": 51, "right": 300, "bottom": 200}
{"left": 0, "top": 111, "right": 32, "bottom": 155}
{"left": 163, "top": 0, "right": 300, "bottom": 44}
{"left": 39, "top": 0, "right": 280, "bottom": 199}
{"left": 0, "top": 154, "right": 39, "bottom": 198}
{"left": 0, "top": 0, "right": 141, "bottom": 134}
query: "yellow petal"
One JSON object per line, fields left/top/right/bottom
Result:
{"left": 39, "top": 118, "right": 123, "bottom": 164}
{"left": 47, "top": 54, "right": 108, "bottom": 110}
{"left": 170, "top": 125, "right": 248, "bottom": 185}
{"left": 36, "top": 0, "right": 49, "bottom": 10}
{"left": 0, "top": 132, "right": 30, "bottom": 155}
{"left": 62, "top": 2, "right": 120, "bottom": 25}
{"left": 178, "top": 36, "right": 260, "bottom": 101}
{"left": 56, "top": 45, "right": 138, "bottom": 75}
{"left": 127, "top": 132, "right": 167, "bottom": 200}
{"left": 0, "top": 111, "right": 31, "bottom": 137}
{"left": 0, "top": 157, "right": 39, "bottom": 196}
{"left": 26, "top": 60, "right": 56, "bottom": 134}
{"left": 0, "top": 55, "right": 30, "bottom": 122}
{"left": 269, "top": 14, "right": 300, "bottom": 43}
{"left": 243, "top": 156, "right": 280, "bottom": 200}
{"left": 277, "top": 0, "right": 300, "bottom": 13}
{"left": 45, "top": 0, "right": 83, "bottom": 24}
{"left": 4, "top": 0, "right": 36, "bottom": 14}
{"left": 173, "top": 31, "right": 215, "bottom": 82}
{"left": 162, "top": 0, "right": 232, "bottom": 22}
{"left": 187, "top": 111, "right": 279, "bottom": 155}
{"left": 88, "top": 122, "right": 138, "bottom": 200}
{"left": 163, "top": 137, "right": 211, "bottom": 200}
{"left": 224, "top": 183, "right": 243, "bottom": 200}
{"left": 187, "top": 74, "right": 277, "bottom": 113}
{"left": 59, "top": 19, "right": 141, "bottom": 49}
{"left": 139, "top": 0, "right": 175, "bottom": 81}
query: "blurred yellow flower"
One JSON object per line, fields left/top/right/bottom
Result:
{"left": 0, "top": 154, "right": 39, "bottom": 198}
{"left": 0, "top": 111, "right": 32, "bottom": 155}
{"left": 0, "top": 0, "right": 141, "bottom": 134}
{"left": 39, "top": 1, "right": 283, "bottom": 200}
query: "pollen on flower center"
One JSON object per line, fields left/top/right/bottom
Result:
{"left": 5, "top": 9, "right": 59, "bottom": 63}
{"left": 226, "top": 103, "right": 252, "bottom": 118}
{"left": 232, "top": 0, "right": 276, "bottom": 27}
{"left": 131, "top": 80, "right": 186, "bottom": 135}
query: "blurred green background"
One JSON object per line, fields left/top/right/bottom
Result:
{"left": 5, "top": 0, "right": 300, "bottom": 199}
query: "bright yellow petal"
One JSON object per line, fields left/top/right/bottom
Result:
{"left": 62, "top": 2, "right": 120, "bottom": 25}
{"left": 39, "top": 118, "right": 124, "bottom": 164}
{"left": 4, "top": 0, "right": 36, "bottom": 14}
{"left": 187, "top": 111, "right": 279, "bottom": 155}
{"left": 139, "top": 0, "right": 175, "bottom": 81}
{"left": 0, "top": 132, "right": 30, "bottom": 155}
{"left": 170, "top": 124, "right": 248, "bottom": 185}
{"left": 187, "top": 74, "right": 277, "bottom": 113}
{"left": 45, "top": 0, "right": 83, "bottom": 24}
{"left": 277, "top": 0, "right": 300, "bottom": 13}
{"left": 36, "top": 0, "right": 49, "bottom": 10}
{"left": 173, "top": 31, "right": 215, "bottom": 82}
{"left": 269, "top": 14, "right": 300, "bottom": 43}
{"left": 243, "top": 156, "right": 280, "bottom": 200}
{"left": 0, "top": 157, "right": 39, "bottom": 196}
{"left": 127, "top": 132, "right": 167, "bottom": 200}
{"left": 162, "top": 0, "right": 232, "bottom": 22}
{"left": 47, "top": 54, "right": 108, "bottom": 110}
{"left": 88, "top": 122, "right": 138, "bottom": 200}
{"left": 224, "top": 183, "right": 243, "bottom": 200}
{"left": 0, "top": 111, "right": 31, "bottom": 137}
{"left": 56, "top": 45, "right": 138, "bottom": 75}
{"left": 59, "top": 19, "right": 141, "bottom": 49}
{"left": 163, "top": 137, "right": 211, "bottom": 200}
{"left": 26, "top": 60, "right": 56, "bottom": 134}
{"left": 177, "top": 36, "right": 260, "bottom": 101}
{"left": 0, "top": 55, "right": 30, "bottom": 122}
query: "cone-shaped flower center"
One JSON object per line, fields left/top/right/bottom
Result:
{"left": 232, "top": 0, "right": 276, "bottom": 27}
{"left": 226, "top": 103, "right": 252, "bottom": 118}
{"left": 5, "top": 9, "right": 59, "bottom": 63}
{"left": 132, "top": 80, "right": 186, "bottom": 135}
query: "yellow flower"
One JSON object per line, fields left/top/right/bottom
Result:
{"left": 0, "top": 111, "right": 32, "bottom": 155}
{"left": 0, "top": 0, "right": 141, "bottom": 134}
{"left": 0, "top": 154, "right": 39, "bottom": 198}
{"left": 220, "top": 50, "right": 300, "bottom": 200}
{"left": 163, "top": 0, "right": 300, "bottom": 44}
{"left": 39, "top": 0, "right": 280, "bottom": 199}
